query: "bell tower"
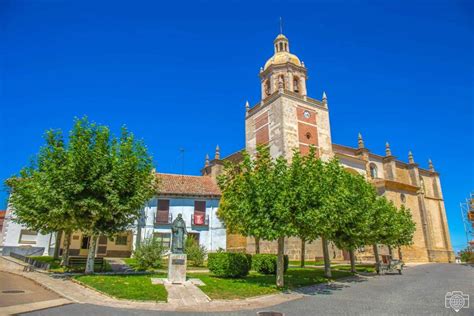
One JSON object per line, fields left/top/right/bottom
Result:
{"left": 246, "top": 33, "right": 333, "bottom": 161}
{"left": 259, "top": 34, "right": 308, "bottom": 99}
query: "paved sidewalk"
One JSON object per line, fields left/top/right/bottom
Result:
{"left": 165, "top": 282, "right": 210, "bottom": 306}
{"left": 0, "top": 256, "right": 303, "bottom": 312}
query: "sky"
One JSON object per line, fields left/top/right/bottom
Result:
{"left": 1, "top": 0, "right": 473, "bottom": 253}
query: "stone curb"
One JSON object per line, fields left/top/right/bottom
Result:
{"left": 1, "top": 256, "right": 416, "bottom": 312}
{"left": 0, "top": 298, "right": 72, "bottom": 315}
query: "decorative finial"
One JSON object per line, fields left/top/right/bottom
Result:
{"left": 205, "top": 154, "right": 210, "bottom": 167}
{"left": 322, "top": 91, "right": 327, "bottom": 100}
{"left": 301, "top": 61, "right": 305, "bottom": 67}
{"left": 385, "top": 142, "right": 392, "bottom": 156}
{"left": 358, "top": 133, "right": 365, "bottom": 149}
{"left": 428, "top": 159, "right": 434, "bottom": 171}
{"left": 245, "top": 100, "right": 250, "bottom": 112}
{"left": 215, "top": 145, "right": 220, "bottom": 160}
{"left": 408, "top": 151, "right": 415, "bottom": 164}
{"left": 260, "top": 67, "right": 263, "bottom": 73}
{"left": 279, "top": 17, "right": 283, "bottom": 34}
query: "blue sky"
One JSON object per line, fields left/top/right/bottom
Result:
{"left": 1, "top": 1, "right": 472, "bottom": 253}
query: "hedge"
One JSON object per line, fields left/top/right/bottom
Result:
{"left": 207, "top": 252, "right": 251, "bottom": 278}
{"left": 252, "top": 254, "right": 289, "bottom": 275}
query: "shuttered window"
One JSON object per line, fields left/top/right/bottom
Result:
{"left": 156, "top": 199, "right": 170, "bottom": 223}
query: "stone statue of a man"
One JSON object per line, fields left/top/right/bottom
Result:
{"left": 171, "top": 214, "right": 187, "bottom": 254}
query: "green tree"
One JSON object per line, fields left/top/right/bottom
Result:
{"left": 314, "top": 158, "right": 349, "bottom": 278}
{"left": 387, "top": 204, "right": 416, "bottom": 258}
{"left": 63, "top": 118, "right": 157, "bottom": 273}
{"left": 289, "top": 147, "right": 324, "bottom": 268}
{"left": 6, "top": 130, "right": 78, "bottom": 263}
{"left": 330, "top": 171, "right": 378, "bottom": 273}
{"left": 218, "top": 146, "right": 296, "bottom": 287}
{"left": 7, "top": 118, "right": 157, "bottom": 273}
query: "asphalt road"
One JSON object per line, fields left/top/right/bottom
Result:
{"left": 22, "top": 263, "right": 474, "bottom": 316}
{"left": 0, "top": 271, "right": 61, "bottom": 308}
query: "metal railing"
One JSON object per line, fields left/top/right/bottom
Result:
{"left": 156, "top": 212, "right": 172, "bottom": 225}
{"left": 10, "top": 252, "right": 50, "bottom": 270}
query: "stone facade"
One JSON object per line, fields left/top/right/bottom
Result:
{"left": 204, "top": 32, "right": 454, "bottom": 263}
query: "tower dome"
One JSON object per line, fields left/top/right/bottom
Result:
{"left": 259, "top": 33, "right": 307, "bottom": 99}
{"left": 264, "top": 33, "right": 302, "bottom": 70}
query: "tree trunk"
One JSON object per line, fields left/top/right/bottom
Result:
{"left": 300, "top": 237, "right": 306, "bottom": 268}
{"left": 43, "top": 233, "right": 52, "bottom": 256}
{"left": 53, "top": 231, "right": 62, "bottom": 260}
{"left": 85, "top": 235, "right": 98, "bottom": 274}
{"left": 373, "top": 244, "right": 380, "bottom": 275}
{"left": 388, "top": 245, "right": 393, "bottom": 258}
{"left": 398, "top": 247, "right": 403, "bottom": 260}
{"left": 349, "top": 249, "right": 356, "bottom": 273}
{"left": 322, "top": 237, "right": 332, "bottom": 278}
{"left": 60, "top": 231, "right": 72, "bottom": 266}
{"left": 276, "top": 236, "right": 285, "bottom": 288}
{"left": 255, "top": 236, "right": 260, "bottom": 254}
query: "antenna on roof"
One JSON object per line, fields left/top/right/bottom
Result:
{"left": 179, "top": 147, "right": 185, "bottom": 181}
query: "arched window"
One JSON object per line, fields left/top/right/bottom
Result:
{"left": 293, "top": 77, "right": 300, "bottom": 93}
{"left": 369, "top": 163, "right": 378, "bottom": 179}
{"left": 264, "top": 80, "right": 271, "bottom": 96}
{"left": 278, "top": 75, "right": 286, "bottom": 90}
{"left": 279, "top": 42, "right": 283, "bottom": 51}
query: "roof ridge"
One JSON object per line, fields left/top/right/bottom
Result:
{"left": 156, "top": 172, "right": 205, "bottom": 178}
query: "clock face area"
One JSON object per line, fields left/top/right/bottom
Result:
{"left": 303, "top": 110, "right": 311, "bottom": 119}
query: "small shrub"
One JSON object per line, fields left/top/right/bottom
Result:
{"left": 185, "top": 238, "right": 207, "bottom": 267}
{"left": 208, "top": 252, "right": 250, "bottom": 278}
{"left": 252, "top": 254, "right": 289, "bottom": 275}
{"left": 132, "top": 237, "right": 165, "bottom": 270}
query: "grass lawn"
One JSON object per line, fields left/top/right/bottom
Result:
{"left": 75, "top": 273, "right": 168, "bottom": 301}
{"left": 189, "top": 268, "right": 352, "bottom": 300}
{"left": 29, "top": 256, "right": 113, "bottom": 273}
{"left": 289, "top": 260, "right": 325, "bottom": 266}
{"left": 123, "top": 258, "right": 207, "bottom": 271}
{"left": 333, "top": 264, "right": 375, "bottom": 273}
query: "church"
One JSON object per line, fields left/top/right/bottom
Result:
{"left": 201, "top": 32, "right": 454, "bottom": 263}
{"left": 1, "top": 32, "right": 454, "bottom": 264}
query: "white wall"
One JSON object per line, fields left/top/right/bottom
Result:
{"left": 1, "top": 206, "right": 53, "bottom": 256}
{"left": 135, "top": 196, "right": 226, "bottom": 253}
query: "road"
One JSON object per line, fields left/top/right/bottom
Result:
{"left": 22, "top": 263, "right": 474, "bottom": 316}
{"left": 0, "top": 271, "right": 61, "bottom": 307}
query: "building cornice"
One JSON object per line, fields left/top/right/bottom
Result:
{"left": 247, "top": 91, "right": 327, "bottom": 119}
{"left": 372, "top": 178, "right": 419, "bottom": 193}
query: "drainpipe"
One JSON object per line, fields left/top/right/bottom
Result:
{"left": 209, "top": 203, "right": 213, "bottom": 251}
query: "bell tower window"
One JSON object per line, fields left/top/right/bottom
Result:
{"left": 264, "top": 80, "right": 270, "bottom": 96}
{"left": 293, "top": 77, "right": 300, "bottom": 93}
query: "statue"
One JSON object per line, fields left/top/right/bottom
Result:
{"left": 171, "top": 214, "right": 187, "bottom": 254}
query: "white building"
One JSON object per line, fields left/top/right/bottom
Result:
{"left": 1, "top": 172, "right": 226, "bottom": 257}
{"left": 1, "top": 206, "right": 55, "bottom": 256}
{"left": 133, "top": 173, "right": 225, "bottom": 252}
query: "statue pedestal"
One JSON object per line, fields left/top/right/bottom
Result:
{"left": 167, "top": 253, "right": 187, "bottom": 284}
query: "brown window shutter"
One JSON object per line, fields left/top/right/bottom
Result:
{"left": 158, "top": 199, "right": 170, "bottom": 211}
{"left": 194, "top": 201, "right": 206, "bottom": 212}
{"left": 157, "top": 199, "right": 170, "bottom": 223}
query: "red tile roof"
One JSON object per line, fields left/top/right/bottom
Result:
{"left": 156, "top": 173, "right": 221, "bottom": 197}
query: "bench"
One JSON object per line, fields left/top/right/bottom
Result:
{"left": 377, "top": 258, "right": 404, "bottom": 275}
{"left": 68, "top": 257, "right": 105, "bottom": 270}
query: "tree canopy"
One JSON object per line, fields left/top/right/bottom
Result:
{"left": 218, "top": 145, "right": 416, "bottom": 284}
{"left": 7, "top": 117, "right": 157, "bottom": 272}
